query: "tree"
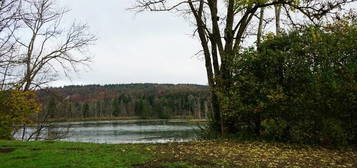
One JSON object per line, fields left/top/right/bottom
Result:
{"left": 38, "top": 84, "right": 211, "bottom": 120}
{"left": 112, "top": 98, "right": 121, "bottom": 117}
{"left": 82, "top": 103, "right": 89, "bottom": 118}
{"left": 133, "top": 0, "right": 356, "bottom": 135}
{"left": 230, "top": 20, "right": 357, "bottom": 145}
{"left": 274, "top": 4, "right": 282, "bottom": 34}
{"left": 13, "top": 0, "right": 96, "bottom": 91}
{"left": 0, "top": 0, "right": 96, "bottom": 140}
{"left": 257, "top": 7, "right": 265, "bottom": 49}
{"left": 47, "top": 97, "right": 57, "bottom": 118}
{"left": 134, "top": 99, "right": 144, "bottom": 117}
{"left": 0, "top": 0, "right": 21, "bottom": 90}
{"left": 0, "top": 91, "right": 40, "bottom": 139}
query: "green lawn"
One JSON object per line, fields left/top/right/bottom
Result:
{"left": 0, "top": 140, "right": 151, "bottom": 168}
{"left": 0, "top": 140, "right": 356, "bottom": 168}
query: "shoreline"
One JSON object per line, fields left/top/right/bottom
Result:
{"left": 44, "top": 116, "right": 208, "bottom": 123}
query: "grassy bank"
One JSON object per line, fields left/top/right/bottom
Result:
{"left": 0, "top": 140, "right": 356, "bottom": 168}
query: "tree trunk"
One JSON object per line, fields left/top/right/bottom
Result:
{"left": 188, "top": 0, "right": 223, "bottom": 135}
{"left": 257, "top": 7, "right": 265, "bottom": 50}
{"left": 275, "top": 5, "right": 282, "bottom": 34}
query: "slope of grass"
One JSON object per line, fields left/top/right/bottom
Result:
{"left": 0, "top": 140, "right": 356, "bottom": 168}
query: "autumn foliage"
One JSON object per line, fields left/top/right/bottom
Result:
{"left": 38, "top": 84, "right": 210, "bottom": 120}
{"left": 0, "top": 91, "right": 41, "bottom": 139}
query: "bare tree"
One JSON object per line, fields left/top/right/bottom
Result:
{"left": 13, "top": 0, "right": 96, "bottom": 91}
{"left": 0, "top": 0, "right": 21, "bottom": 90}
{"left": 133, "top": 0, "right": 356, "bottom": 135}
{"left": 0, "top": 0, "right": 96, "bottom": 141}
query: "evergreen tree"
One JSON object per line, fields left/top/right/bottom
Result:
{"left": 112, "top": 98, "right": 120, "bottom": 117}
{"left": 47, "top": 97, "right": 57, "bottom": 118}
{"left": 82, "top": 103, "right": 89, "bottom": 118}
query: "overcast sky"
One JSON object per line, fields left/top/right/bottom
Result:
{"left": 50, "top": 0, "right": 207, "bottom": 87}
{"left": 50, "top": 1, "right": 357, "bottom": 87}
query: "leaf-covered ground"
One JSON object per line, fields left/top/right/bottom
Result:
{"left": 0, "top": 140, "right": 356, "bottom": 168}
{"left": 136, "top": 140, "right": 357, "bottom": 168}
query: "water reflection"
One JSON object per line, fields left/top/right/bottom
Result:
{"left": 16, "top": 120, "right": 202, "bottom": 144}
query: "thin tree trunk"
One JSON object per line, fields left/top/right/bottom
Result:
{"left": 257, "top": 7, "right": 265, "bottom": 50}
{"left": 0, "top": 61, "right": 10, "bottom": 90}
{"left": 210, "top": 38, "right": 220, "bottom": 77}
{"left": 275, "top": 5, "right": 282, "bottom": 35}
{"left": 21, "top": 124, "right": 26, "bottom": 140}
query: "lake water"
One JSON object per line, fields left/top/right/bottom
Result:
{"left": 16, "top": 120, "right": 202, "bottom": 144}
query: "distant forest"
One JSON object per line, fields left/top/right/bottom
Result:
{"left": 37, "top": 84, "right": 211, "bottom": 120}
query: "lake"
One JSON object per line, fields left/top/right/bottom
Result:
{"left": 15, "top": 119, "right": 202, "bottom": 144}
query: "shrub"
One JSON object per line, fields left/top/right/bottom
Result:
{"left": 224, "top": 21, "right": 357, "bottom": 146}
{"left": 0, "top": 91, "right": 40, "bottom": 140}
{"left": 290, "top": 120, "right": 319, "bottom": 144}
{"left": 261, "top": 118, "right": 287, "bottom": 141}
{"left": 320, "top": 119, "right": 348, "bottom": 146}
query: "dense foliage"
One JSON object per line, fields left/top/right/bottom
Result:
{"left": 224, "top": 22, "right": 357, "bottom": 145}
{"left": 39, "top": 84, "right": 211, "bottom": 120}
{"left": 0, "top": 91, "right": 40, "bottom": 139}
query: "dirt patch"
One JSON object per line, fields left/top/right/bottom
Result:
{"left": 0, "top": 147, "right": 16, "bottom": 153}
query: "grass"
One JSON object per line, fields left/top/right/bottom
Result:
{"left": 0, "top": 140, "right": 356, "bottom": 168}
{"left": 0, "top": 140, "right": 151, "bottom": 168}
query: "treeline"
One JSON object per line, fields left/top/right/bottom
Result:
{"left": 38, "top": 84, "right": 211, "bottom": 120}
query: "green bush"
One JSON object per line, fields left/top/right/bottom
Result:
{"left": 261, "top": 119, "right": 287, "bottom": 141}
{"left": 223, "top": 21, "right": 357, "bottom": 146}
{"left": 0, "top": 120, "right": 13, "bottom": 140}
{"left": 290, "top": 120, "right": 319, "bottom": 144}
{"left": 320, "top": 119, "right": 348, "bottom": 146}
